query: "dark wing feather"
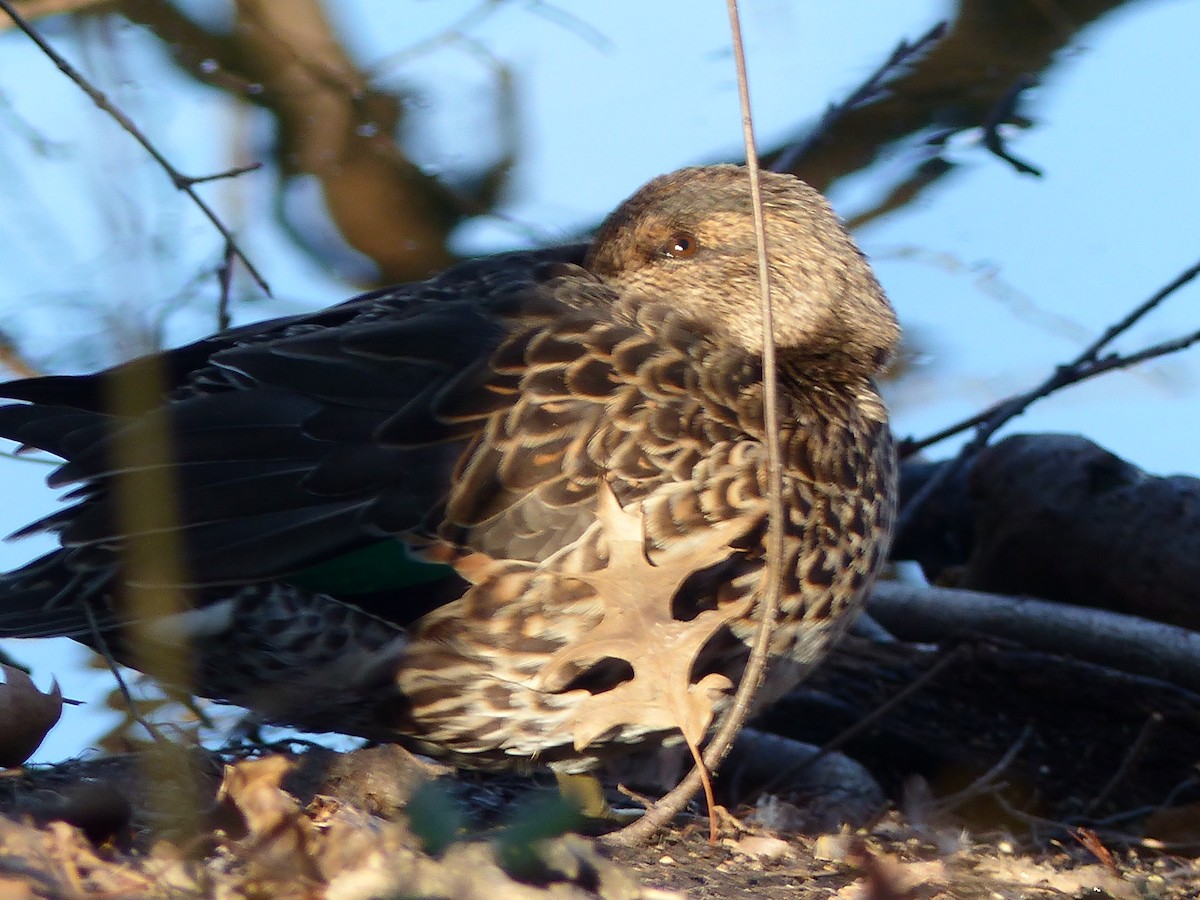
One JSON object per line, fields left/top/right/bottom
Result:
{"left": 0, "top": 242, "right": 773, "bottom": 641}
{"left": 0, "top": 247, "right": 601, "bottom": 598}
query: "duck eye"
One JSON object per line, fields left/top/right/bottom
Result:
{"left": 663, "top": 233, "right": 699, "bottom": 259}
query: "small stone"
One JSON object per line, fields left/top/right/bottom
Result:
{"left": 730, "top": 835, "right": 792, "bottom": 861}
{"left": 812, "top": 832, "right": 852, "bottom": 862}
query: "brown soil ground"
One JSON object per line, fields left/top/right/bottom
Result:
{"left": 2, "top": 633, "right": 1198, "bottom": 898}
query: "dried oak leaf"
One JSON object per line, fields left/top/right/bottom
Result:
{"left": 536, "top": 482, "right": 756, "bottom": 751}
{"left": 0, "top": 664, "right": 62, "bottom": 767}
{"left": 215, "top": 755, "right": 322, "bottom": 882}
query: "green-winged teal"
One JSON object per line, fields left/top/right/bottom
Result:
{"left": 0, "top": 165, "right": 898, "bottom": 776}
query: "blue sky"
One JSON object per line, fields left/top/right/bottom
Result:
{"left": 0, "top": 0, "right": 1196, "bottom": 761}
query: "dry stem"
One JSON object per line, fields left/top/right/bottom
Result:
{"left": 606, "top": 0, "right": 782, "bottom": 846}
{"left": 0, "top": 0, "right": 270, "bottom": 296}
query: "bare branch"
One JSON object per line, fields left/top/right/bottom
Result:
{"left": 989, "top": 790, "right": 1177, "bottom": 851}
{"left": 934, "top": 722, "right": 1033, "bottom": 812}
{"left": 1083, "top": 711, "right": 1163, "bottom": 816}
{"left": 1086, "top": 775, "right": 1200, "bottom": 831}
{"left": 0, "top": 0, "right": 271, "bottom": 296}
{"left": 896, "top": 254, "right": 1200, "bottom": 542}
{"left": 769, "top": 22, "right": 946, "bottom": 175}
{"left": 188, "top": 161, "right": 263, "bottom": 186}
{"left": 366, "top": 0, "right": 506, "bottom": 73}
{"left": 868, "top": 580, "right": 1200, "bottom": 695}
{"left": 217, "top": 241, "right": 235, "bottom": 332}
{"left": 905, "top": 255, "right": 1200, "bottom": 458}
{"left": 757, "top": 644, "right": 966, "bottom": 798}
{"left": 606, "top": 0, "right": 781, "bottom": 846}
{"left": 981, "top": 75, "right": 1042, "bottom": 177}
{"left": 82, "top": 604, "right": 169, "bottom": 746}
{"left": 718, "top": 0, "right": 785, "bottom": 809}
{"left": 526, "top": 4, "right": 611, "bottom": 50}
{"left": 1079, "top": 257, "right": 1200, "bottom": 364}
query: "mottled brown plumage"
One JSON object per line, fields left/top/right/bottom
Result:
{"left": 0, "top": 165, "right": 898, "bottom": 773}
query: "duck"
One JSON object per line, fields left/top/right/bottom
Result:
{"left": 0, "top": 165, "right": 898, "bottom": 787}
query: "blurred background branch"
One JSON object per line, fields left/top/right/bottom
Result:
{"left": 6, "top": 0, "right": 1149, "bottom": 299}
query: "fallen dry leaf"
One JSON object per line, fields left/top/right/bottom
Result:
{"left": 0, "top": 664, "right": 62, "bottom": 767}
{"left": 536, "top": 482, "right": 754, "bottom": 752}
{"left": 215, "top": 755, "right": 322, "bottom": 883}
{"left": 973, "top": 856, "right": 1138, "bottom": 899}
{"left": 728, "top": 834, "right": 793, "bottom": 861}
{"left": 0, "top": 815, "right": 157, "bottom": 897}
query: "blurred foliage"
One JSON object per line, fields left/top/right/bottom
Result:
{"left": 406, "top": 778, "right": 467, "bottom": 856}
{"left": 3, "top": 0, "right": 1150, "bottom": 340}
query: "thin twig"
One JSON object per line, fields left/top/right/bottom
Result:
{"left": 605, "top": 0, "right": 781, "bottom": 846}
{"left": 990, "top": 789, "right": 1174, "bottom": 850}
{"left": 719, "top": 0, "right": 785, "bottom": 803}
{"left": 758, "top": 643, "right": 965, "bottom": 796}
{"left": 1083, "top": 711, "right": 1163, "bottom": 815}
{"left": 897, "top": 254, "right": 1200, "bottom": 540}
{"left": 189, "top": 162, "right": 263, "bottom": 186}
{"left": 770, "top": 22, "right": 946, "bottom": 174}
{"left": 683, "top": 732, "right": 718, "bottom": 844}
{"left": 83, "top": 604, "right": 169, "bottom": 745}
{"left": 981, "top": 75, "right": 1042, "bottom": 177}
{"left": 217, "top": 241, "right": 235, "bottom": 332}
{"left": 1083, "top": 775, "right": 1200, "bottom": 829}
{"left": 367, "top": 0, "right": 505, "bottom": 73}
{"left": 904, "top": 253, "right": 1200, "bottom": 457}
{"left": 934, "top": 722, "right": 1033, "bottom": 812}
{"left": 1074, "top": 323, "right": 1200, "bottom": 376}
{"left": 525, "top": 1, "right": 613, "bottom": 52}
{"left": 0, "top": 0, "right": 270, "bottom": 296}
{"left": 615, "top": 783, "right": 658, "bottom": 811}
